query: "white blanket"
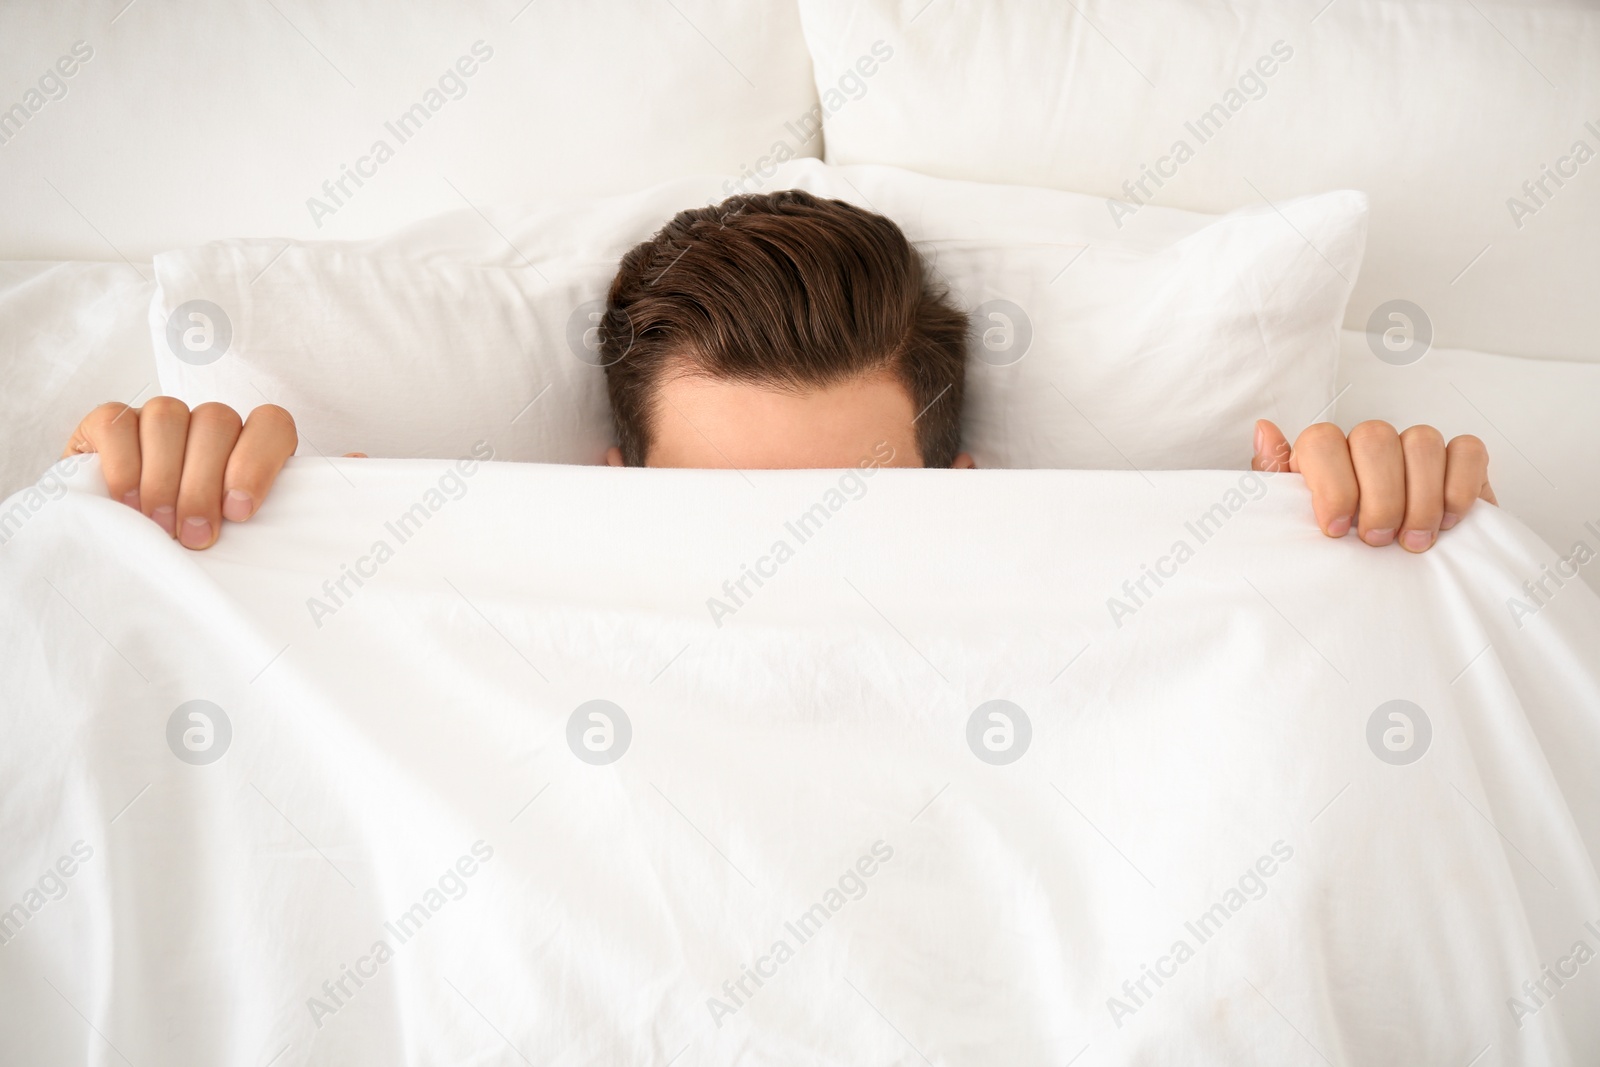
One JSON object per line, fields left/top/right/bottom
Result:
{"left": 2, "top": 456, "right": 1598, "bottom": 1066}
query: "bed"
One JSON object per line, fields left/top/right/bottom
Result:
{"left": 3, "top": 2, "right": 1598, "bottom": 1064}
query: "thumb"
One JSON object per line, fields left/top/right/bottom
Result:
{"left": 1252, "top": 419, "right": 1293, "bottom": 473}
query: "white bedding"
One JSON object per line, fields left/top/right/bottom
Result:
{"left": 0, "top": 2, "right": 822, "bottom": 260}
{"left": 2, "top": 456, "right": 1598, "bottom": 1065}
{"left": 2, "top": 259, "right": 1598, "bottom": 595}
{"left": 0, "top": 262, "right": 155, "bottom": 502}
{"left": 144, "top": 160, "right": 1366, "bottom": 474}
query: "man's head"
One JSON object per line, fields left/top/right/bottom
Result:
{"left": 600, "top": 189, "right": 972, "bottom": 469}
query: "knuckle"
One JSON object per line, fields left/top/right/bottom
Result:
{"left": 1449, "top": 434, "right": 1488, "bottom": 463}
{"left": 1348, "top": 420, "right": 1399, "bottom": 450}
{"left": 250, "top": 403, "right": 295, "bottom": 430}
{"left": 86, "top": 402, "right": 133, "bottom": 431}
{"left": 248, "top": 403, "right": 299, "bottom": 447}
{"left": 190, "top": 402, "right": 244, "bottom": 434}
{"left": 142, "top": 395, "right": 188, "bottom": 416}
{"left": 1400, "top": 424, "right": 1445, "bottom": 451}
{"left": 140, "top": 395, "right": 191, "bottom": 426}
{"left": 1295, "top": 422, "right": 1345, "bottom": 451}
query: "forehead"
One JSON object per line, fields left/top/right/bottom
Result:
{"left": 646, "top": 371, "right": 923, "bottom": 469}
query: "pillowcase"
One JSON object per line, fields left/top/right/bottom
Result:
{"left": 3, "top": 0, "right": 822, "bottom": 260}
{"left": 150, "top": 159, "right": 1366, "bottom": 470}
{"left": 794, "top": 0, "right": 1600, "bottom": 363}
{"left": 149, "top": 173, "right": 729, "bottom": 467}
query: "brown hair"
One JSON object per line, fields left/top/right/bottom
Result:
{"left": 600, "top": 189, "right": 968, "bottom": 466}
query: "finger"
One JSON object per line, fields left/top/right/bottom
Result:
{"left": 221, "top": 405, "right": 298, "bottom": 523}
{"left": 1442, "top": 435, "right": 1491, "bottom": 530}
{"left": 1348, "top": 420, "right": 1405, "bottom": 546}
{"left": 64, "top": 403, "right": 142, "bottom": 508}
{"left": 175, "top": 403, "right": 243, "bottom": 549}
{"left": 1398, "top": 425, "right": 1446, "bottom": 552}
{"left": 1290, "top": 423, "right": 1358, "bottom": 537}
{"left": 136, "top": 397, "right": 191, "bottom": 538}
{"left": 1252, "top": 420, "right": 1293, "bottom": 473}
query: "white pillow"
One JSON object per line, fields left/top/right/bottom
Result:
{"left": 150, "top": 173, "right": 731, "bottom": 467}
{"left": 0, "top": 0, "right": 821, "bottom": 259}
{"left": 795, "top": 0, "right": 1600, "bottom": 363}
{"left": 150, "top": 160, "right": 1366, "bottom": 470}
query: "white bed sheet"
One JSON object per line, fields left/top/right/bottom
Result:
{"left": 1, "top": 457, "right": 1597, "bottom": 1065}
{"left": 0, "top": 262, "right": 156, "bottom": 499}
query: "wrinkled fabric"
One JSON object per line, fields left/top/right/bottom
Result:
{"left": 2, "top": 457, "right": 1597, "bottom": 1066}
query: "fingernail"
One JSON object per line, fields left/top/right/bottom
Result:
{"left": 153, "top": 505, "right": 176, "bottom": 537}
{"left": 1326, "top": 515, "right": 1351, "bottom": 537}
{"left": 223, "top": 490, "right": 253, "bottom": 522}
{"left": 1364, "top": 527, "right": 1395, "bottom": 547}
{"left": 122, "top": 489, "right": 140, "bottom": 510}
{"left": 1441, "top": 512, "right": 1459, "bottom": 530}
{"left": 1253, "top": 423, "right": 1264, "bottom": 457}
{"left": 1402, "top": 529, "right": 1433, "bottom": 552}
{"left": 180, "top": 517, "right": 211, "bottom": 548}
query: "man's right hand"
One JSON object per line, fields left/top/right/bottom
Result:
{"left": 62, "top": 398, "right": 298, "bottom": 550}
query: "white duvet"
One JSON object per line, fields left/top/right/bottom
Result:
{"left": 1, "top": 456, "right": 1598, "bottom": 1066}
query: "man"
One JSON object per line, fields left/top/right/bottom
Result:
{"left": 62, "top": 190, "right": 1494, "bottom": 551}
